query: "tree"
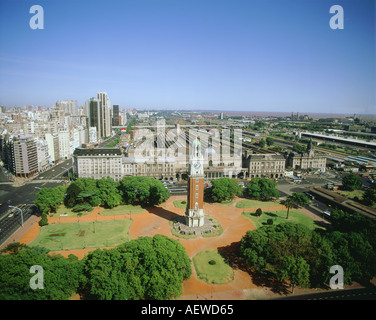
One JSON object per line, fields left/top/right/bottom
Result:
{"left": 245, "top": 177, "right": 279, "bottom": 201}
{"left": 34, "top": 186, "right": 66, "bottom": 215}
{"left": 362, "top": 188, "right": 376, "bottom": 206}
{"left": 118, "top": 176, "right": 170, "bottom": 206}
{"left": 277, "top": 256, "right": 310, "bottom": 294}
{"left": 65, "top": 178, "right": 101, "bottom": 208}
{"left": 255, "top": 208, "right": 263, "bottom": 217}
{"left": 259, "top": 138, "right": 266, "bottom": 148}
{"left": 0, "top": 247, "right": 82, "bottom": 300}
{"left": 96, "top": 177, "right": 122, "bottom": 208}
{"left": 0, "top": 242, "right": 27, "bottom": 254}
{"left": 281, "top": 192, "right": 310, "bottom": 219}
{"left": 266, "top": 137, "right": 274, "bottom": 147}
{"left": 281, "top": 197, "right": 295, "bottom": 219}
{"left": 80, "top": 235, "right": 191, "bottom": 300}
{"left": 292, "top": 144, "right": 306, "bottom": 153}
{"left": 240, "top": 222, "right": 313, "bottom": 273}
{"left": 342, "top": 173, "right": 362, "bottom": 191}
{"left": 205, "top": 178, "right": 242, "bottom": 202}
{"left": 290, "top": 192, "right": 311, "bottom": 207}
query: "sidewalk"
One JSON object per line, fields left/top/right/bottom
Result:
{"left": 0, "top": 215, "right": 40, "bottom": 249}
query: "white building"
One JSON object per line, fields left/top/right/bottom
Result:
{"left": 73, "top": 148, "right": 123, "bottom": 181}
{"left": 36, "top": 139, "right": 50, "bottom": 172}
{"left": 45, "top": 133, "right": 60, "bottom": 163}
{"left": 89, "top": 127, "right": 98, "bottom": 144}
{"left": 58, "top": 129, "right": 70, "bottom": 160}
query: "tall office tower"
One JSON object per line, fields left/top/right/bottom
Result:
{"left": 113, "top": 105, "right": 120, "bottom": 126}
{"left": 86, "top": 97, "right": 101, "bottom": 140}
{"left": 9, "top": 135, "right": 38, "bottom": 178}
{"left": 97, "top": 92, "right": 112, "bottom": 138}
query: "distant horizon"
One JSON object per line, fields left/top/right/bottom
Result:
{"left": 5, "top": 103, "right": 375, "bottom": 120}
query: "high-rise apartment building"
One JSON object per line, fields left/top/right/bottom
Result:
{"left": 113, "top": 105, "right": 120, "bottom": 126}
{"left": 9, "top": 135, "right": 38, "bottom": 178}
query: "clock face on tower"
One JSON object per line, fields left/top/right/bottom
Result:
{"left": 194, "top": 162, "right": 201, "bottom": 169}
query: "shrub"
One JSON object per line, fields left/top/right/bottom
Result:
{"left": 39, "top": 213, "right": 48, "bottom": 226}
{"left": 72, "top": 203, "right": 93, "bottom": 212}
{"left": 255, "top": 208, "right": 263, "bottom": 217}
{"left": 209, "top": 260, "right": 216, "bottom": 265}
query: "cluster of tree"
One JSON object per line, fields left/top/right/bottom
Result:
{"left": 118, "top": 176, "right": 170, "bottom": 206}
{"left": 34, "top": 186, "right": 67, "bottom": 226}
{"left": 244, "top": 177, "right": 279, "bottom": 201}
{"left": 65, "top": 177, "right": 122, "bottom": 210}
{"left": 34, "top": 177, "right": 170, "bottom": 225}
{"left": 79, "top": 235, "right": 191, "bottom": 300}
{"left": 292, "top": 144, "right": 307, "bottom": 153}
{"left": 204, "top": 178, "right": 243, "bottom": 202}
{"left": 240, "top": 210, "right": 376, "bottom": 293}
{"left": 0, "top": 235, "right": 191, "bottom": 300}
{"left": 362, "top": 188, "right": 376, "bottom": 206}
{"left": 341, "top": 173, "right": 362, "bottom": 191}
{"left": 319, "top": 143, "right": 338, "bottom": 150}
{"left": 0, "top": 244, "right": 82, "bottom": 300}
{"left": 258, "top": 137, "right": 274, "bottom": 148}
{"left": 247, "top": 121, "right": 267, "bottom": 131}
{"left": 43, "top": 176, "right": 169, "bottom": 212}
{"left": 34, "top": 186, "right": 67, "bottom": 215}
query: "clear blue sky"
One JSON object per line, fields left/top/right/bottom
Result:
{"left": 0, "top": 0, "right": 375, "bottom": 114}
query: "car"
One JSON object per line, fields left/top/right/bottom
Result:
{"left": 323, "top": 210, "right": 331, "bottom": 217}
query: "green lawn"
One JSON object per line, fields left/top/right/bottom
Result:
{"left": 213, "top": 199, "right": 234, "bottom": 206}
{"left": 52, "top": 205, "right": 92, "bottom": 218}
{"left": 193, "top": 249, "right": 234, "bottom": 284}
{"left": 236, "top": 199, "right": 280, "bottom": 209}
{"left": 338, "top": 190, "right": 364, "bottom": 199}
{"left": 30, "top": 219, "right": 132, "bottom": 251}
{"left": 100, "top": 204, "right": 145, "bottom": 216}
{"left": 173, "top": 200, "right": 187, "bottom": 209}
{"left": 242, "top": 209, "right": 320, "bottom": 230}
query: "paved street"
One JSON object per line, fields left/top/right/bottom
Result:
{"left": 35, "top": 159, "right": 73, "bottom": 182}
{"left": 0, "top": 181, "right": 63, "bottom": 246}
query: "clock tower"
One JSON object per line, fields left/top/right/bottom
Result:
{"left": 186, "top": 137, "right": 205, "bottom": 227}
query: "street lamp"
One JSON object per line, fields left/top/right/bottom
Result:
{"left": 9, "top": 205, "right": 23, "bottom": 227}
{"left": 61, "top": 167, "right": 70, "bottom": 182}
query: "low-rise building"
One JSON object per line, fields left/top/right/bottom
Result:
{"left": 72, "top": 147, "right": 123, "bottom": 181}
{"left": 286, "top": 139, "right": 326, "bottom": 172}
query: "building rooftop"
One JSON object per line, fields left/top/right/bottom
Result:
{"left": 73, "top": 147, "right": 122, "bottom": 156}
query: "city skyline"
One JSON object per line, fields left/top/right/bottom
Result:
{"left": 0, "top": 0, "right": 375, "bottom": 114}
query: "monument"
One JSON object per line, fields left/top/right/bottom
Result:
{"left": 185, "top": 137, "right": 205, "bottom": 227}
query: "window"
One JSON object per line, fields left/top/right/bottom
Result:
{"left": 195, "top": 193, "right": 198, "bottom": 198}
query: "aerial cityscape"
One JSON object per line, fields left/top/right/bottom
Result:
{"left": 0, "top": 0, "right": 375, "bottom": 307}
